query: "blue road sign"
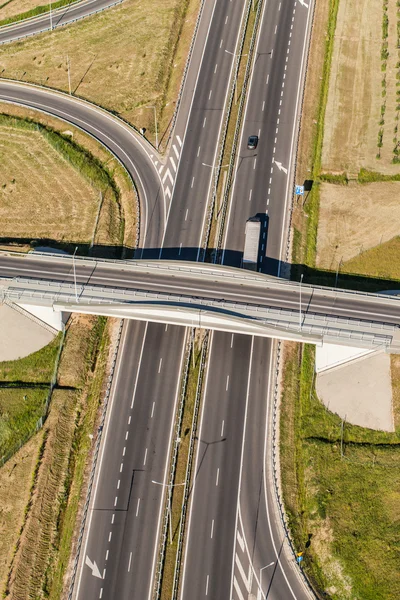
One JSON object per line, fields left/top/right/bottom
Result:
{"left": 297, "top": 556, "right": 304, "bottom": 563}
{"left": 295, "top": 185, "right": 304, "bottom": 196}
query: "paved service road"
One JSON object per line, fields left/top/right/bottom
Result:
{"left": 0, "top": 0, "right": 122, "bottom": 44}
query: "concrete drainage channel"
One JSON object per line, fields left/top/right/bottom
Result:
{"left": 153, "top": 1, "right": 265, "bottom": 599}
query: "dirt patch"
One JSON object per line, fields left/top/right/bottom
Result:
{"left": 316, "top": 181, "right": 400, "bottom": 269}
{"left": 322, "top": 0, "right": 400, "bottom": 175}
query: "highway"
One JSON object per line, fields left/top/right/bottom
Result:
{"left": 0, "top": 0, "right": 339, "bottom": 598}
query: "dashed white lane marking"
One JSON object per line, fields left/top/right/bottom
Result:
{"left": 179, "top": 243, "right": 182, "bottom": 255}
{"left": 125, "top": 431, "right": 129, "bottom": 441}
{"left": 136, "top": 498, "right": 140, "bottom": 516}
{"left": 114, "top": 496, "right": 118, "bottom": 506}
{"left": 262, "top": 100, "right": 265, "bottom": 111}
{"left": 216, "top": 468, "right": 220, "bottom": 486}
{"left": 209, "top": 89, "right": 212, "bottom": 100}
{"left": 267, "top": 198, "right": 270, "bottom": 205}
{"left": 197, "top": 146, "right": 201, "bottom": 157}
{"left": 128, "top": 552, "right": 132, "bottom": 572}
{"left": 143, "top": 448, "right": 148, "bottom": 465}
{"left": 249, "top": 189, "right": 252, "bottom": 202}
{"left": 231, "top": 333, "right": 234, "bottom": 347}
{"left": 253, "top": 158, "right": 257, "bottom": 170}
{"left": 203, "top": 117, "right": 207, "bottom": 127}
{"left": 102, "top": 568, "right": 106, "bottom": 579}
{"left": 226, "top": 375, "right": 230, "bottom": 391}
{"left": 191, "top": 176, "right": 195, "bottom": 188}
{"left": 235, "top": 553, "right": 250, "bottom": 590}
{"left": 225, "top": 15, "right": 228, "bottom": 24}
{"left": 206, "top": 574, "right": 210, "bottom": 595}
{"left": 111, "top": 513, "right": 115, "bottom": 524}
{"left": 176, "top": 135, "right": 182, "bottom": 147}
{"left": 266, "top": 73, "right": 269, "bottom": 84}
{"left": 214, "top": 63, "right": 218, "bottom": 73}
{"left": 158, "top": 358, "right": 163, "bottom": 373}
{"left": 270, "top": 48, "right": 273, "bottom": 58}
{"left": 237, "top": 530, "right": 245, "bottom": 552}
{"left": 185, "top": 208, "right": 189, "bottom": 221}
{"left": 128, "top": 416, "right": 131, "bottom": 425}
{"left": 210, "top": 519, "right": 215, "bottom": 538}
{"left": 123, "top": 446, "right": 126, "bottom": 456}
{"left": 99, "top": 588, "right": 103, "bottom": 599}
{"left": 274, "top": 24, "right": 277, "bottom": 34}
{"left": 151, "top": 401, "right": 155, "bottom": 418}
{"left": 258, "top": 128, "right": 261, "bottom": 137}
{"left": 221, "top": 420, "right": 225, "bottom": 437}
{"left": 233, "top": 577, "right": 246, "bottom": 600}
{"left": 105, "top": 550, "right": 109, "bottom": 561}
{"left": 117, "top": 479, "right": 120, "bottom": 489}
{"left": 170, "top": 156, "right": 177, "bottom": 172}
{"left": 120, "top": 462, "right": 124, "bottom": 472}
{"left": 108, "top": 531, "right": 112, "bottom": 542}
{"left": 220, "top": 39, "right": 223, "bottom": 48}
{"left": 279, "top": 1, "right": 281, "bottom": 8}
{"left": 165, "top": 324, "right": 168, "bottom": 331}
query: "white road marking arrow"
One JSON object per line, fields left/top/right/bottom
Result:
{"left": 85, "top": 556, "right": 103, "bottom": 579}
{"left": 299, "top": 0, "right": 309, "bottom": 7}
{"left": 274, "top": 160, "right": 288, "bottom": 174}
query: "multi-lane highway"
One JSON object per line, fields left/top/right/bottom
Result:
{"left": 0, "top": 0, "right": 325, "bottom": 599}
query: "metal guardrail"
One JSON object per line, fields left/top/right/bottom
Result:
{"left": 67, "top": 318, "right": 124, "bottom": 600}
{"left": 153, "top": 328, "right": 192, "bottom": 600}
{"left": 171, "top": 331, "right": 209, "bottom": 599}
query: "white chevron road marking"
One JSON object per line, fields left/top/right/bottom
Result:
{"left": 162, "top": 169, "right": 174, "bottom": 186}
{"left": 172, "top": 144, "right": 180, "bottom": 159}
{"left": 170, "top": 156, "right": 177, "bottom": 172}
{"left": 176, "top": 134, "right": 183, "bottom": 147}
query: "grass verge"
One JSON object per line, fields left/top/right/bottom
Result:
{"left": 1, "top": 315, "right": 115, "bottom": 598}
{"left": 281, "top": 0, "right": 400, "bottom": 597}
{"left": 0, "top": 0, "right": 77, "bottom": 26}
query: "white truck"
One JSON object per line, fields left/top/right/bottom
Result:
{"left": 241, "top": 217, "right": 261, "bottom": 271}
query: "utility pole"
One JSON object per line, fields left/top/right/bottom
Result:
{"left": 67, "top": 55, "right": 72, "bottom": 95}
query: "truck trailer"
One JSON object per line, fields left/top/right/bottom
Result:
{"left": 241, "top": 217, "right": 261, "bottom": 271}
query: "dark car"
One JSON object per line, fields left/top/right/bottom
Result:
{"left": 247, "top": 135, "right": 258, "bottom": 150}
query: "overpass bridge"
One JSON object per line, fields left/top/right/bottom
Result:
{"left": 1, "top": 252, "right": 399, "bottom": 351}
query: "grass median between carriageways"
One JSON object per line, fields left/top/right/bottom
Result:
{"left": 0, "top": 0, "right": 201, "bottom": 148}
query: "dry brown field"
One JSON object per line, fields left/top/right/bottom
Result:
{"left": 0, "top": 123, "right": 99, "bottom": 241}
{"left": 322, "top": 0, "right": 400, "bottom": 175}
{"left": 0, "top": 0, "right": 200, "bottom": 143}
{"left": 316, "top": 181, "right": 400, "bottom": 269}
